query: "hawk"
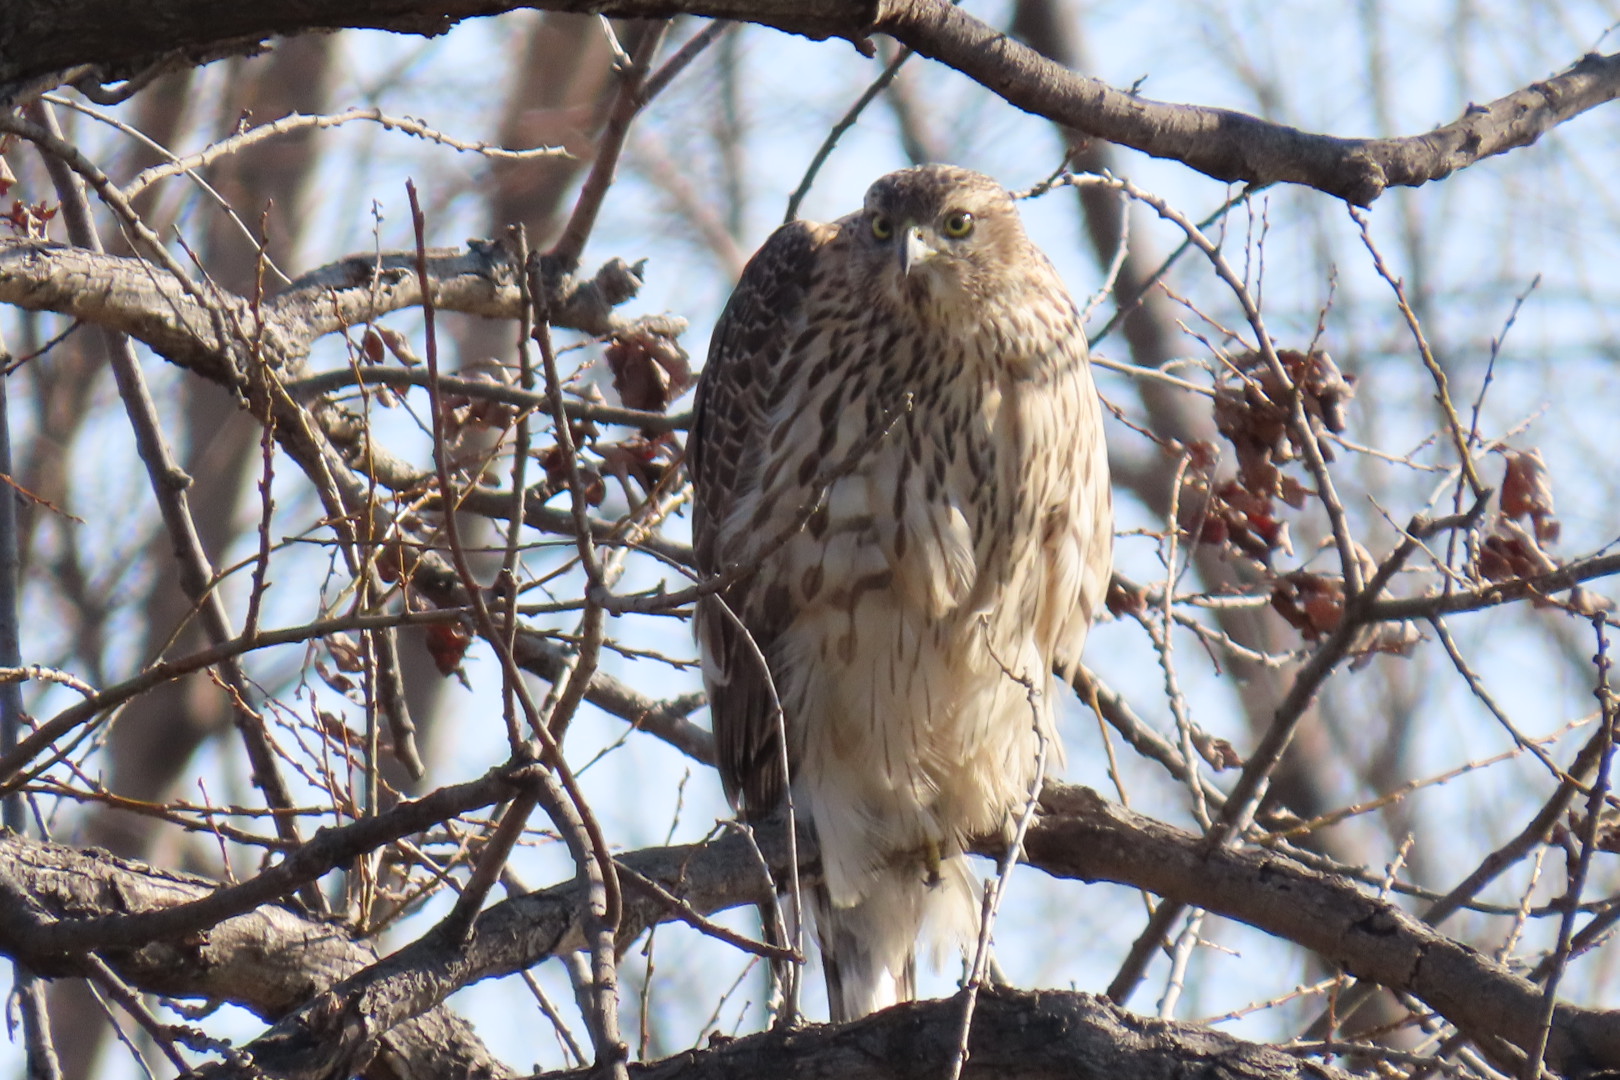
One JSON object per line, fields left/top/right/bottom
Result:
{"left": 689, "top": 165, "right": 1112, "bottom": 1021}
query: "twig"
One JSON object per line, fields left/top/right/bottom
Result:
{"left": 641, "top": 19, "right": 737, "bottom": 103}
{"left": 1071, "top": 666, "right": 1226, "bottom": 811}
{"left": 241, "top": 209, "right": 278, "bottom": 644}
{"left": 1087, "top": 352, "right": 1216, "bottom": 397}
{"left": 403, "top": 197, "right": 620, "bottom": 1070}
{"left": 1466, "top": 274, "right": 1541, "bottom": 451}
{"left": 1157, "top": 452, "right": 1211, "bottom": 827}
{"left": 24, "top": 99, "right": 308, "bottom": 864}
{"left": 550, "top": 23, "right": 670, "bottom": 269}
{"left": 284, "top": 366, "right": 687, "bottom": 432}
{"left": 1156, "top": 908, "right": 1206, "bottom": 1019}
{"left": 1522, "top": 616, "right": 1616, "bottom": 1079}
{"left": 1079, "top": 181, "right": 1131, "bottom": 326}
{"left": 615, "top": 861, "right": 797, "bottom": 962}
{"left": 83, "top": 953, "right": 190, "bottom": 1073}
{"left": 121, "top": 104, "right": 569, "bottom": 200}
{"left": 1107, "top": 499, "right": 1464, "bottom": 1005}
{"left": 522, "top": 968, "right": 589, "bottom": 1068}
{"left": 1429, "top": 615, "right": 1572, "bottom": 785}
{"left": 703, "top": 592, "right": 803, "bottom": 1026}
{"left": 0, "top": 316, "right": 62, "bottom": 1080}
{"left": 1301, "top": 713, "right": 1611, "bottom": 1042}
{"left": 0, "top": 608, "right": 467, "bottom": 790}
{"left": 441, "top": 790, "right": 539, "bottom": 942}
{"left": 784, "top": 46, "right": 914, "bottom": 223}
{"left": 1351, "top": 208, "right": 1485, "bottom": 499}
{"left": 946, "top": 678, "right": 1050, "bottom": 1080}
{"left": 530, "top": 261, "right": 608, "bottom": 742}
{"left": 1121, "top": 175, "right": 1364, "bottom": 596}
{"left": 0, "top": 109, "right": 238, "bottom": 383}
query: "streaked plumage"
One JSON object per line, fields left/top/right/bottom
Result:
{"left": 689, "top": 165, "right": 1112, "bottom": 1021}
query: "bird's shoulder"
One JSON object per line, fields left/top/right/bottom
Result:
{"left": 707, "top": 217, "right": 841, "bottom": 371}
{"left": 690, "top": 219, "right": 844, "bottom": 557}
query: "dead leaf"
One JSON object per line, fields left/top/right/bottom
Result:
{"left": 1500, "top": 449, "right": 1559, "bottom": 545}
{"left": 604, "top": 329, "right": 693, "bottom": 415}
{"left": 424, "top": 623, "right": 473, "bottom": 677}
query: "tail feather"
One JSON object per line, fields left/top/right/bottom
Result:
{"left": 812, "top": 856, "right": 977, "bottom": 1022}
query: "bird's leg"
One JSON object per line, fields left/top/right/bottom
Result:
{"left": 923, "top": 838, "right": 943, "bottom": 887}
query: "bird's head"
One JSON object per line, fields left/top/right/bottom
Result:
{"left": 854, "top": 165, "right": 1029, "bottom": 308}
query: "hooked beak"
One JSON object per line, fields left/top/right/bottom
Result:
{"left": 898, "top": 225, "right": 934, "bottom": 276}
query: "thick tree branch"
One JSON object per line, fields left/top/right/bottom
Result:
{"left": 6, "top": 1, "right": 1620, "bottom": 202}
{"left": 547, "top": 986, "right": 1358, "bottom": 1080}
{"left": 0, "top": 765, "right": 543, "bottom": 957}
{"left": 0, "top": 1, "right": 876, "bottom": 98}
{"left": 5, "top": 782, "right": 1616, "bottom": 1077}
{"left": 0, "top": 238, "right": 678, "bottom": 378}
{"left": 1020, "top": 786, "right": 1620, "bottom": 1076}
{"left": 0, "top": 831, "right": 511, "bottom": 1080}
{"left": 876, "top": 2, "right": 1620, "bottom": 204}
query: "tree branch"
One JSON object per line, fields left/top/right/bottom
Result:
{"left": 546, "top": 986, "right": 1359, "bottom": 1079}
{"left": 7, "top": 1, "right": 1620, "bottom": 203}
{"left": 0, "top": 238, "right": 678, "bottom": 378}
{"left": 4, "top": 782, "right": 1616, "bottom": 1077}
{"left": 0, "top": 831, "right": 511, "bottom": 1080}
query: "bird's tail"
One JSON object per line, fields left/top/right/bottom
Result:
{"left": 812, "top": 854, "right": 978, "bottom": 1023}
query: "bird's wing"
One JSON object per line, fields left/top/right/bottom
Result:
{"left": 1043, "top": 352, "right": 1115, "bottom": 684}
{"left": 690, "top": 218, "right": 832, "bottom": 813}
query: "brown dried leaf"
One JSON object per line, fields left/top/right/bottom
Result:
{"left": 1271, "top": 571, "right": 1345, "bottom": 642}
{"left": 1178, "top": 475, "right": 1292, "bottom": 567}
{"left": 1277, "top": 474, "right": 1311, "bottom": 511}
{"left": 377, "top": 325, "right": 422, "bottom": 367}
{"left": 1185, "top": 439, "right": 1220, "bottom": 471}
{"left": 1500, "top": 449, "right": 1560, "bottom": 544}
{"left": 424, "top": 623, "right": 473, "bottom": 677}
{"left": 1479, "top": 521, "right": 1559, "bottom": 583}
{"left": 1595, "top": 804, "right": 1620, "bottom": 855}
{"left": 360, "top": 327, "right": 386, "bottom": 365}
{"left": 605, "top": 329, "right": 693, "bottom": 415}
{"left": 3, "top": 198, "right": 57, "bottom": 239}
{"left": 1278, "top": 349, "right": 1356, "bottom": 438}
{"left": 314, "top": 659, "right": 354, "bottom": 695}
{"left": 1192, "top": 731, "right": 1242, "bottom": 771}
{"left": 1105, "top": 579, "right": 1148, "bottom": 618}
{"left": 1214, "top": 350, "right": 1357, "bottom": 504}
{"left": 315, "top": 709, "right": 356, "bottom": 746}
{"left": 326, "top": 633, "right": 365, "bottom": 673}
{"left": 1500, "top": 449, "right": 1553, "bottom": 520}
{"left": 1567, "top": 586, "right": 1617, "bottom": 617}
{"left": 1302, "top": 593, "right": 1344, "bottom": 634}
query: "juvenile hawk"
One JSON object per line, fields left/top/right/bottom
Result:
{"left": 690, "top": 165, "right": 1112, "bottom": 1021}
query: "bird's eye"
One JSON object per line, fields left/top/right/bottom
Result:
{"left": 942, "top": 211, "right": 975, "bottom": 239}
{"left": 871, "top": 215, "right": 893, "bottom": 241}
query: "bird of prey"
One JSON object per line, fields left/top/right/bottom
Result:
{"left": 689, "top": 164, "right": 1112, "bottom": 1022}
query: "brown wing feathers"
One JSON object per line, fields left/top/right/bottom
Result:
{"left": 691, "top": 220, "right": 826, "bottom": 814}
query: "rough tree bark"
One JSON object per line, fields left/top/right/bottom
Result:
{"left": 1, "top": 783, "right": 1616, "bottom": 1078}
{"left": 5, "top": 1, "right": 1619, "bottom": 205}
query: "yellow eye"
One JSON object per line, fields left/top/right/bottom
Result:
{"left": 942, "top": 211, "right": 974, "bottom": 238}
{"left": 871, "top": 215, "right": 893, "bottom": 241}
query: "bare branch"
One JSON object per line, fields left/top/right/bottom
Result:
{"left": 11, "top": 2, "right": 1619, "bottom": 203}
{"left": 5, "top": 783, "right": 1618, "bottom": 1077}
